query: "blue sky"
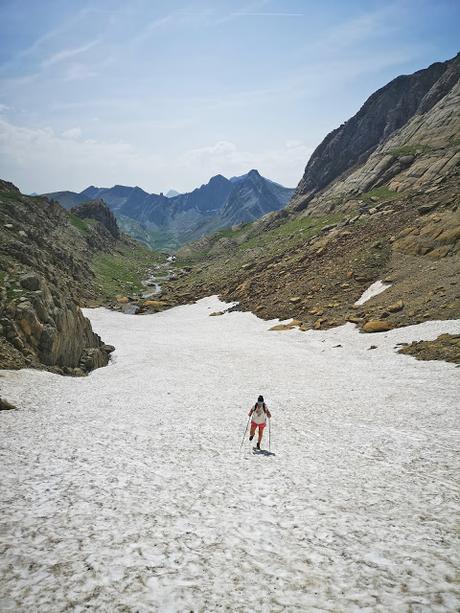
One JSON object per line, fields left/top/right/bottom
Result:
{"left": 0, "top": 0, "right": 458, "bottom": 194}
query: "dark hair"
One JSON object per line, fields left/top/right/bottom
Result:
{"left": 257, "top": 395, "right": 264, "bottom": 402}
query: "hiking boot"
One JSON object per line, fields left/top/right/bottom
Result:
{"left": 256, "top": 442, "right": 261, "bottom": 450}
{"left": 249, "top": 435, "right": 254, "bottom": 441}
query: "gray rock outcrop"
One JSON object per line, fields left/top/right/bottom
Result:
{"left": 71, "top": 199, "right": 120, "bottom": 239}
{"left": 0, "top": 183, "right": 117, "bottom": 375}
{"left": 292, "top": 52, "right": 460, "bottom": 211}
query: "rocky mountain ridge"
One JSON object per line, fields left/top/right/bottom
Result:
{"left": 291, "top": 52, "right": 460, "bottom": 212}
{"left": 45, "top": 170, "right": 294, "bottom": 250}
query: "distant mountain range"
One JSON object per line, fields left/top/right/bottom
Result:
{"left": 45, "top": 170, "right": 294, "bottom": 249}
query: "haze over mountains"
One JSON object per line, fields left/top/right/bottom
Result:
{"left": 45, "top": 170, "right": 294, "bottom": 250}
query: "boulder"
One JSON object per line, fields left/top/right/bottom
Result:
{"left": 289, "top": 296, "right": 302, "bottom": 304}
{"left": 269, "top": 319, "right": 302, "bottom": 331}
{"left": 0, "top": 398, "right": 17, "bottom": 411}
{"left": 19, "top": 273, "right": 41, "bottom": 291}
{"left": 143, "top": 300, "right": 166, "bottom": 309}
{"left": 79, "top": 347, "right": 110, "bottom": 370}
{"left": 314, "top": 318, "right": 327, "bottom": 330}
{"left": 362, "top": 320, "right": 395, "bottom": 333}
{"left": 387, "top": 300, "right": 404, "bottom": 313}
{"left": 121, "top": 303, "right": 140, "bottom": 315}
{"left": 417, "top": 204, "right": 436, "bottom": 215}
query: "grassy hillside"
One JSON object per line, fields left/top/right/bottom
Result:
{"left": 92, "top": 243, "right": 162, "bottom": 300}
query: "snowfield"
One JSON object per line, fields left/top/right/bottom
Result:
{"left": 1, "top": 296, "right": 459, "bottom": 612}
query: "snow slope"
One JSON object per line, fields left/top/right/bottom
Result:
{"left": 1, "top": 297, "right": 459, "bottom": 612}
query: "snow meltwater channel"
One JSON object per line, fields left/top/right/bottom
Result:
{"left": 1, "top": 297, "right": 459, "bottom": 612}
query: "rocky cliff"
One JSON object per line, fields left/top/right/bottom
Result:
{"left": 71, "top": 199, "right": 120, "bottom": 239}
{"left": 0, "top": 182, "right": 120, "bottom": 375}
{"left": 291, "top": 52, "right": 460, "bottom": 212}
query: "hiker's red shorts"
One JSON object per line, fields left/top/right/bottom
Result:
{"left": 251, "top": 421, "right": 266, "bottom": 430}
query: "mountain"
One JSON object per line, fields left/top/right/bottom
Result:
{"left": 43, "top": 189, "right": 88, "bottom": 209}
{"left": 166, "top": 189, "right": 180, "bottom": 198}
{"left": 45, "top": 170, "right": 294, "bottom": 250}
{"left": 159, "top": 53, "right": 460, "bottom": 358}
{"left": 291, "top": 52, "right": 460, "bottom": 212}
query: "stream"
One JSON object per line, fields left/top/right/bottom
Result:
{"left": 142, "top": 263, "right": 177, "bottom": 298}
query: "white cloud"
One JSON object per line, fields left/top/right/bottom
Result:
{"left": 0, "top": 118, "right": 149, "bottom": 193}
{"left": 0, "top": 119, "right": 310, "bottom": 194}
{"left": 182, "top": 140, "right": 311, "bottom": 187}
{"left": 61, "top": 127, "right": 82, "bottom": 139}
{"left": 0, "top": 104, "right": 10, "bottom": 113}
{"left": 315, "top": 5, "right": 404, "bottom": 53}
{"left": 41, "top": 40, "right": 99, "bottom": 68}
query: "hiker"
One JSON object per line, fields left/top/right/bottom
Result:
{"left": 249, "top": 395, "right": 271, "bottom": 450}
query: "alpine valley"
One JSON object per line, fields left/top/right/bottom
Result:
{"left": 1, "top": 52, "right": 459, "bottom": 377}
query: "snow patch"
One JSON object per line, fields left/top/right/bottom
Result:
{"left": 0, "top": 296, "right": 459, "bottom": 611}
{"left": 355, "top": 279, "right": 391, "bottom": 305}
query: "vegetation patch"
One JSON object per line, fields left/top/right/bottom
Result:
{"left": 92, "top": 243, "right": 160, "bottom": 299}
{"left": 361, "top": 186, "right": 398, "bottom": 203}
{"left": 387, "top": 144, "right": 431, "bottom": 157}
{"left": 236, "top": 213, "right": 343, "bottom": 252}
{"left": 0, "top": 190, "right": 23, "bottom": 202}
{"left": 177, "top": 213, "right": 344, "bottom": 268}
{"left": 69, "top": 213, "right": 91, "bottom": 236}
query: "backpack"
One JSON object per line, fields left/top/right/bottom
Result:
{"left": 254, "top": 402, "right": 267, "bottom": 414}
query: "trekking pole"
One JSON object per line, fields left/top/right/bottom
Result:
{"left": 239, "top": 415, "right": 251, "bottom": 451}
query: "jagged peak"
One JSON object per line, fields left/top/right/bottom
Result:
{"left": 208, "top": 174, "right": 229, "bottom": 184}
